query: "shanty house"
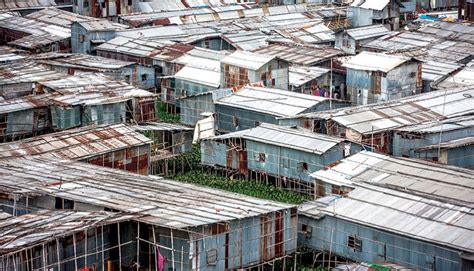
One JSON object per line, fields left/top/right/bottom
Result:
{"left": 392, "top": 115, "right": 474, "bottom": 158}
{"left": 0, "top": 123, "right": 152, "bottom": 175}
{"left": 419, "top": 61, "right": 462, "bottom": 92}
{"left": 343, "top": 52, "right": 422, "bottom": 105}
{"left": 298, "top": 183, "right": 474, "bottom": 271}
{"left": 309, "top": 150, "right": 474, "bottom": 203}
{"left": 220, "top": 51, "right": 289, "bottom": 90}
{"left": 132, "top": 122, "right": 193, "bottom": 176}
{"left": 289, "top": 66, "right": 330, "bottom": 95}
{"left": 335, "top": 24, "right": 390, "bottom": 55}
{"left": 178, "top": 88, "right": 231, "bottom": 126}
{"left": 0, "top": 16, "right": 70, "bottom": 53}
{"left": 0, "top": 94, "right": 52, "bottom": 140}
{"left": 38, "top": 73, "right": 157, "bottom": 128}
{"left": 38, "top": 54, "right": 156, "bottom": 90}
{"left": 201, "top": 123, "right": 364, "bottom": 195}
{"left": 0, "top": 210, "right": 137, "bottom": 271}
{"left": 414, "top": 137, "right": 474, "bottom": 169}
{"left": 71, "top": 20, "right": 128, "bottom": 54}
{"left": 73, "top": 0, "right": 138, "bottom": 18}
{"left": 348, "top": 0, "right": 403, "bottom": 31}
{"left": 165, "top": 48, "right": 228, "bottom": 106}
{"left": 279, "top": 87, "right": 474, "bottom": 153}
{"left": 0, "top": 156, "right": 298, "bottom": 271}
{"left": 214, "top": 86, "right": 349, "bottom": 132}
{"left": 0, "top": 61, "right": 63, "bottom": 100}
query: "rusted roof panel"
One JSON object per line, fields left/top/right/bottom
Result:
{"left": 0, "top": 123, "right": 151, "bottom": 160}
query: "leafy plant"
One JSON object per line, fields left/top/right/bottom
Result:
{"left": 156, "top": 101, "right": 180, "bottom": 123}
{"left": 172, "top": 170, "right": 310, "bottom": 204}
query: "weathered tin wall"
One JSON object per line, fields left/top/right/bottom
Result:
{"left": 5, "top": 108, "right": 50, "bottom": 137}
{"left": 201, "top": 140, "right": 228, "bottom": 168}
{"left": 348, "top": 7, "right": 374, "bottom": 27}
{"left": 221, "top": 59, "right": 289, "bottom": 90}
{"left": 178, "top": 93, "right": 214, "bottom": 126}
{"left": 415, "top": 145, "right": 474, "bottom": 169}
{"left": 0, "top": 83, "right": 33, "bottom": 100}
{"left": 82, "top": 102, "right": 126, "bottom": 126}
{"left": 85, "top": 144, "right": 150, "bottom": 175}
{"left": 0, "top": 226, "right": 112, "bottom": 271}
{"left": 191, "top": 37, "right": 233, "bottom": 51}
{"left": 298, "top": 215, "right": 463, "bottom": 270}
{"left": 347, "top": 62, "right": 420, "bottom": 105}
{"left": 174, "top": 79, "right": 216, "bottom": 105}
{"left": 392, "top": 127, "right": 474, "bottom": 157}
{"left": 71, "top": 23, "right": 117, "bottom": 54}
{"left": 246, "top": 141, "right": 343, "bottom": 184}
{"left": 51, "top": 106, "right": 82, "bottom": 130}
{"left": 215, "top": 104, "right": 278, "bottom": 132}
{"left": 335, "top": 33, "right": 357, "bottom": 55}
{"left": 190, "top": 209, "right": 297, "bottom": 270}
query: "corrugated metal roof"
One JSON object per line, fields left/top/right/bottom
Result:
{"left": 342, "top": 51, "right": 412, "bottom": 72}
{"left": 0, "top": 123, "right": 151, "bottom": 160}
{"left": 300, "top": 183, "right": 474, "bottom": 253}
{"left": 132, "top": 122, "right": 193, "bottom": 131}
{"left": 351, "top": 0, "right": 389, "bottom": 10}
{"left": 254, "top": 43, "right": 343, "bottom": 66}
{"left": 220, "top": 51, "right": 275, "bottom": 70}
{"left": 175, "top": 66, "right": 220, "bottom": 87}
{"left": 212, "top": 123, "right": 343, "bottom": 154}
{"left": 363, "top": 31, "right": 441, "bottom": 52}
{"left": 395, "top": 115, "right": 474, "bottom": 133}
{"left": 421, "top": 61, "right": 461, "bottom": 83}
{"left": 0, "top": 94, "right": 53, "bottom": 114}
{"left": 418, "top": 22, "right": 474, "bottom": 44}
{"left": 416, "top": 136, "right": 474, "bottom": 151}
{"left": 96, "top": 36, "right": 177, "bottom": 59}
{"left": 289, "top": 66, "right": 329, "bottom": 87}
{"left": 0, "top": 0, "right": 70, "bottom": 11}
{"left": 77, "top": 20, "right": 128, "bottom": 32}
{"left": 436, "top": 67, "right": 474, "bottom": 89}
{"left": 270, "top": 86, "right": 474, "bottom": 135}
{"left": 25, "top": 7, "right": 91, "bottom": 27}
{"left": 343, "top": 24, "right": 390, "bottom": 40}
{"left": 0, "top": 16, "right": 70, "bottom": 48}
{"left": 216, "top": 86, "right": 328, "bottom": 117}
{"left": 0, "top": 156, "right": 293, "bottom": 229}
{"left": 40, "top": 73, "right": 155, "bottom": 98}
{"left": 38, "top": 54, "right": 135, "bottom": 71}
{"left": 0, "top": 210, "right": 137, "bottom": 254}
{"left": 0, "top": 61, "right": 62, "bottom": 86}
{"left": 310, "top": 151, "right": 474, "bottom": 207}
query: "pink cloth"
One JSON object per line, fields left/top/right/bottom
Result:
{"left": 156, "top": 246, "right": 165, "bottom": 271}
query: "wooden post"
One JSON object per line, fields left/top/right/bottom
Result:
{"left": 171, "top": 229, "right": 176, "bottom": 271}
{"left": 118, "top": 223, "right": 122, "bottom": 271}
{"left": 85, "top": 230, "right": 88, "bottom": 267}
{"left": 56, "top": 238, "right": 61, "bottom": 271}
{"left": 73, "top": 234, "right": 78, "bottom": 271}
{"left": 136, "top": 222, "right": 140, "bottom": 270}
{"left": 152, "top": 226, "right": 158, "bottom": 271}
{"left": 101, "top": 225, "right": 105, "bottom": 271}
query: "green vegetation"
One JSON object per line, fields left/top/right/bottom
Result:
{"left": 156, "top": 101, "right": 180, "bottom": 123}
{"left": 172, "top": 170, "right": 310, "bottom": 204}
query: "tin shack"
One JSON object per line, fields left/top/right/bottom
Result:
{"left": 298, "top": 183, "right": 474, "bottom": 270}
{"left": 0, "top": 156, "right": 298, "bottom": 271}
{"left": 215, "top": 86, "right": 349, "bottom": 132}
{"left": 0, "top": 123, "right": 152, "bottom": 175}
{"left": 201, "top": 123, "right": 364, "bottom": 196}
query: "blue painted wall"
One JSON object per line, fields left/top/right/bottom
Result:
{"left": 298, "top": 215, "right": 463, "bottom": 270}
